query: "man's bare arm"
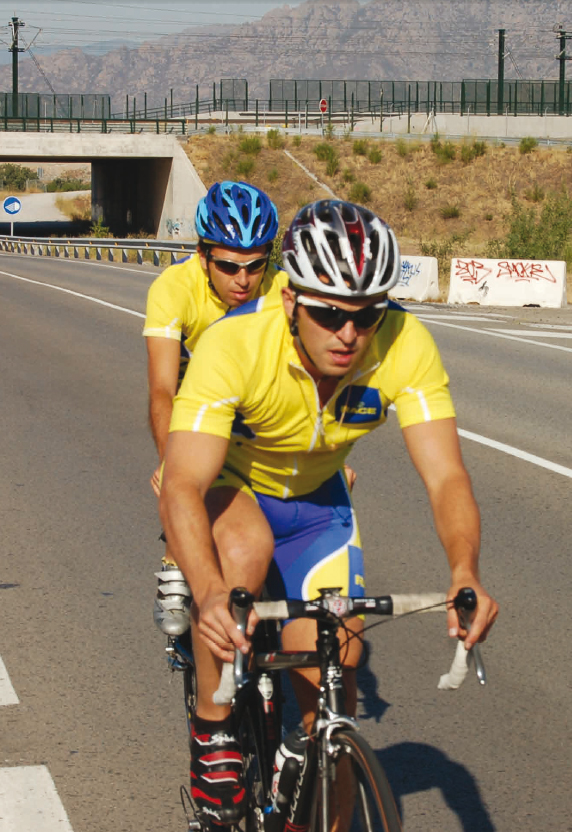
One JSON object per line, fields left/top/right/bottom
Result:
{"left": 402, "top": 417, "right": 498, "bottom": 648}
{"left": 146, "top": 337, "right": 181, "bottom": 494}
{"left": 159, "top": 431, "right": 249, "bottom": 658}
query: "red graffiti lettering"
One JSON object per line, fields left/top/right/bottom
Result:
{"left": 496, "top": 261, "right": 556, "bottom": 283}
{"left": 455, "top": 260, "right": 492, "bottom": 285}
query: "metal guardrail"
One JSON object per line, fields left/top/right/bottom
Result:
{"left": 0, "top": 235, "right": 196, "bottom": 266}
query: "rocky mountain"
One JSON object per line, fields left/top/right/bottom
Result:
{"left": 0, "top": 0, "right": 570, "bottom": 112}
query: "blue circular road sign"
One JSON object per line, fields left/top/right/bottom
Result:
{"left": 3, "top": 196, "right": 22, "bottom": 215}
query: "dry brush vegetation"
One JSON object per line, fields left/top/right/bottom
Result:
{"left": 185, "top": 130, "right": 572, "bottom": 300}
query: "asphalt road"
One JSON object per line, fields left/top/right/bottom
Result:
{"left": 0, "top": 252, "right": 570, "bottom": 832}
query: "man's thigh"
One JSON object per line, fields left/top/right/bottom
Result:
{"left": 205, "top": 474, "right": 274, "bottom": 589}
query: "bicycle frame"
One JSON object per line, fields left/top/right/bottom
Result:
{"left": 251, "top": 608, "right": 360, "bottom": 831}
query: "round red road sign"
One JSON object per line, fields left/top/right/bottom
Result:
{"left": 319, "top": 98, "right": 328, "bottom": 114}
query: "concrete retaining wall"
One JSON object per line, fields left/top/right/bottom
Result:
{"left": 354, "top": 112, "right": 572, "bottom": 142}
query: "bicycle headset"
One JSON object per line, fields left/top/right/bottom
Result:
{"left": 195, "top": 181, "right": 279, "bottom": 250}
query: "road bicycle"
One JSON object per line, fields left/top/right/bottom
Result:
{"left": 166, "top": 586, "right": 485, "bottom": 832}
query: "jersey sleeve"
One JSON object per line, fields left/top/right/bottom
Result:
{"left": 143, "top": 268, "right": 190, "bottom": 340}
{"left": 169, "top": 321, "right": 245, "bottom": 439}
{"left": 392, "top": 316, "right": 456, "bottom": 428}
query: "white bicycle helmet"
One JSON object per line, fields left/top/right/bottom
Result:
{"left": 282, "top": 200, "right": 400, "bottom": 298}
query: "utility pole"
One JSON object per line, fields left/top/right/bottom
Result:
{"left": 497, "top": 29, "right": 505, "bottom": 115}
{"left": 9, "top": 16, "right": 25, "bottom": 118}
{"left": 556, "top": 30, "right": 572, "bottom": 115}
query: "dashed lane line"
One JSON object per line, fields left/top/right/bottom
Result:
{"left": 0, "top": 656, "right": 19, "bottom": 706}
{"left": 0, "top": 765, "right": 74, "bottom": 832}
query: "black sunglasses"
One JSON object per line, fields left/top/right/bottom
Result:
{"left": 208, "top": 255, "right": 269, "bottom": 277}
{"left": 296, "top": 295, "right": 388, "bottom": 331}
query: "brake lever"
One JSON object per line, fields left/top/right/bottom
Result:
{"left": 455, "top": 588, "right": 487, "bottom": 686}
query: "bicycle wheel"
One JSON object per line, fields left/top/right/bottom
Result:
{"left": 315, "top": 729, "right": 402, "bottom": 832}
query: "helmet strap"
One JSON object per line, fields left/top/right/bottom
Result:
{"left": 204, "top": 249, "right": 226, "bottom": 306}
{"left": 291, "top": 299, "right": 320, "bottom": 372}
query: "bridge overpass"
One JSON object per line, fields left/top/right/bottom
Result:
{"left": 0, "top": 134, "right": 206, "bottom": 240}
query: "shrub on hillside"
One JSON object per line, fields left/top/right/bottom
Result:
{"left": 236, "top": 158, "right": 255, "bottom": 176}
{"left": 440, "top": 202, "right": 461, "bottom": 219}
{"left": 326, "top": 156, "right": 339, "bottom": 177}
{"left": 430, "top": 135, "right": 456, "bottom": 163}
{"left": 404, "top": 177, "right": 418, "bottom": 212}
{"left": 460, "top": 139, "right": 487, "bottom": 164}
{"left": 524, "top": 182, "right": 545, "bottom": 203}
{"left": 396, "top": 138, "right": 409, "bottom": 157}
{"left": 267, "top": 129, "right": 286, "bottom": 150}
{"left": 352, "top": 139, "right": 369, "bottom": 156}
{"left": 487, "top": 189, "right": 572, "bottom": 264}
{"left": 314, "top": 143, "right": 337, "bottom": 163}
{"left": 348, "top": 182, "right": 372, "bottom": 204}
{"left": 519, "top": 136, "right": 538, "bottom": 155}
{"left": 239, "top": 136, "right": 262, "bottom": 155}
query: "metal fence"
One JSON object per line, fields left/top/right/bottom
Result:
{"left": 268, "top": 79, "right": 572, "bottom": 116}
{"left": 0, "top": 235, "right": 196, "bottom": 265}
{"left": 0, "top": 93, "right": 111, "bottom": 119}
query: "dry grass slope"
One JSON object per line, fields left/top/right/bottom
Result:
{"left": 185, "top": 131, "right": 572, "bottom": 300}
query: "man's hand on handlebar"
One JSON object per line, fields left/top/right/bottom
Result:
{"left": 447, "top": 578, "right": 498, "bottom": 650}
{"left": 196, "top": 590, "right": 253, "bottom": 662}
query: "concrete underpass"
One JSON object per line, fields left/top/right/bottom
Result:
{"left": 0, "top": 134, "right": 206, "bottom": 240}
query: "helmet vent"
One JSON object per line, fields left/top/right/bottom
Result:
{"left": 285, "top": 252, "right": 303, "bottom": 278}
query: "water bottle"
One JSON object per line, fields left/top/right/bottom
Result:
{"left": 270, "top": 725, "right": 308, "bottom": 801}
{"left": 265, "top": 726, "right": 307, "bottom": 832}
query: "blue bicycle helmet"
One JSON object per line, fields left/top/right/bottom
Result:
{"left": 195, "top": 181, "right": 278, "bottom": 249}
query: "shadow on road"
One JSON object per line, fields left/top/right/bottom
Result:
{"left": 356, "top": 655, "right": 495, "bottom": 831}
{"left": 378, "top": 742, "right": 496, "bottom": 831}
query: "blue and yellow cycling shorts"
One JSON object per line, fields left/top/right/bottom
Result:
{"left": 214, "top": 468, "right": 364, "bottom": 602}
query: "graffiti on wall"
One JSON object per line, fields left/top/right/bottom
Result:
{"left": 454, "top": 259, "right": 557, "bottom": 287}
{"left": 399, "top": 259, "right": 422, "bottom": 286}
{"left": 166, "top": 218, "right": 182, "bottom": 237}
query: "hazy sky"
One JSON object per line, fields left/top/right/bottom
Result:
{"left": 0, "top": 1, "right": 308, "bottom": 58}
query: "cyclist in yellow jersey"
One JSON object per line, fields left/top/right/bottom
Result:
{"left": 143, "top": 181, "right": 288, "bottom": 637}
{"left": 160, "top": 200, "right": 499, "bottom": 826}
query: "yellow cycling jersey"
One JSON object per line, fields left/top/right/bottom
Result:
{"left": 170, "top": 298, "right": 456, "bottom": 499}
{"left": 143, "top": 252, "right": 288, "bottom": 382}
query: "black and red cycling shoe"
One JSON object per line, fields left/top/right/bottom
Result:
{"left": 190, "top": 718, "right": 246, "bottom": 826}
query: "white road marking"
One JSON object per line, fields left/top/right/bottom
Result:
{"left": 0, "top": 657, "right": 19, "bottom": 706}
{"left": 389, "top": 405, "right": 572, "bottom": 480}
{"left": 420, "top": 317, "right": 572, "bottom": 353}
{"left": 486, "top": 329, "right": 572, "bottom": 339}
{"left": 527, "top": 323, "right": 572, "bottom": 331}
{"left": 0, "top": 766, "right": 74, "bottom": 832}
{"left": 417, "top": 314, "right": 510, "bottom": 323}
{"left": 458, "top": 429, "right": 572, "bottom": 479}
{"left": 0, "top": 271, "right": 145, "bottom": 318}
